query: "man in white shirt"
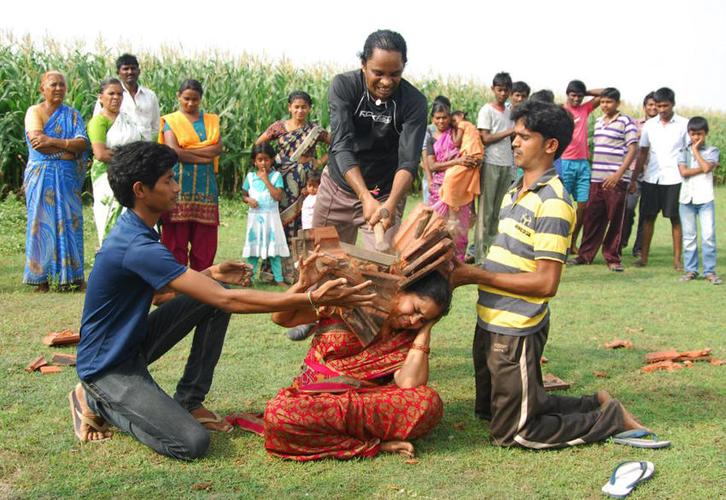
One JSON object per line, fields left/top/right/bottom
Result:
{"left": 630, "top": 87, "right": 688, "bottom": 269}
{"left": 94, "top": 54, "right": 161, "bottom": 141}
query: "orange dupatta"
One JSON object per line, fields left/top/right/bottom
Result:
{"left": 158, "top": 111, "right": 221, "bottom": 173}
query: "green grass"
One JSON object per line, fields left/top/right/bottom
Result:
{"left": 0, "top": 192, "right": 724, "bottom": 498}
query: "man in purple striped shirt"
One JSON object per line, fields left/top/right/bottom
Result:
{"left": 569, "top": 88, "right": 638, "bottom": 271}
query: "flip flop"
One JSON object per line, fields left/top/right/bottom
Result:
{"left": 612, "top": 429, "right": 671, "bottom": 449}
{"left": 193, "top": 410, "right": 234, "bottom": 433}
{"left": 601, "top": 461, "right": 655, "bottom": 498}
{"left": 68, "top": 385, "right": 111, "bottom": 443}
{"left": 226, "top": 412, "right": 264, "bottom": 436}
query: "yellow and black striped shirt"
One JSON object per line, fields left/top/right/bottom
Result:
{"left": 477, "top": 168, "right": 575, "bottom": 335}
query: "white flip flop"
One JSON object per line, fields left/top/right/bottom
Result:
{"left": 601, "top": 461, "right": 655, "bottom": 498}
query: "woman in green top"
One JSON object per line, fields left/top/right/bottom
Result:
{"left": 88, "top": 78, "right": 144, "bottom": 244}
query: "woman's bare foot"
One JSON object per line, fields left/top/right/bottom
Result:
{"left": 381, "top": 440, "right": 415, "bottom": 458}
{"left": 596, "top": 390, "right": 613, "bottom": 407}
{"left": 191, "top": 406, "right": 233, "bottom": 432}
{"left": 70, "top": 384, "right": 112, "bottom": 442}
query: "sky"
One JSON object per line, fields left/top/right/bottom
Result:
{"left": 3, "top": 0, "right": 726, "bottom": 111}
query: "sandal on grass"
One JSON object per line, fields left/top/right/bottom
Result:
{"left": 680, "top": 271, "right": 698, "bottom": 282}
{"left": 68, "top": 384, "right": 111, "bottom": 443}
{"left": 704, "top": 273, "right": 723, "bottom": 285}
{"left": 601, "top": 461, "right": 655, "bottom": 499}
{"left": 612, "top": 429, "right": 671, "bottom": 449}
{"left": 608, "top": 263, "right": 624, "bottom": 272}
{"left": 192, "top": 408, "right": 233, "bottom": 433}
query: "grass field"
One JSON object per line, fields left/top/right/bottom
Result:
{"left": 0, "top": 191, "right": 724, "bottom": 498}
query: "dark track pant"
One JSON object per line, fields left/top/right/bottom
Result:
{"left": 579, "top": 182, "right": 627, "bottom": 265}
{"left": 473, "top": 324, "right": 625, "bottom": 449}
{"left": 82, "top": 293, "right": 231, "bottom": 460}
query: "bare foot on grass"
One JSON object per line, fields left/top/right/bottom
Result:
{"left": 70, "top": 384, "right": 112, "bottom": 442}
{"left": 598, "top": 390, "right": 648, "bottom": 432}
{"left": 381, "top": 440, "right": 415, "bottom": 458}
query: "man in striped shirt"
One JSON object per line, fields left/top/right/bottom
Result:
{"left": 570, "top": 88, "right": 639, "bottom": 271}
{"left": 451, "top": 100, "right": 645, "bottom": 449}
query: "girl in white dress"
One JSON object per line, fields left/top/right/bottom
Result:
{"left": 242, "top": 143, "right": 290, "bottom": 285}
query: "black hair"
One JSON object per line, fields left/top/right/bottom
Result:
{"left": 601, "top": 87, "right": 621, "bottom": 101}
{"left": 306, "top": 170, "right": 321, "bottom": 184}
{"left": 566, "top": 79, "right": 587, "bottom": 95}
{"left": 687, "top": 116, "right": 709, "bottom": 134}
{"left": 359, "top": 29, "right": 408, "bottom": 65}
{"left": 107, "top": 142, "right": 178, "bottom": 209}
{"left": 432, "top": 95, "right": 451, "bottom": 108}
{"left": 642, "top": 91, "right": 656, "bottom": 106}
{"left": 511, "top": 100, "right": 574, "bottom": 160}
{"left": 653, "top": 87, "right": 675, "bottom": 104}
{"left": 431, "top": 101, "right": 451, "bottom": 117}
{"left": 288, "top": 90, "right": 312, "bottom": 106}
{"left": 512, "top": 81, "right": 531, "bottom": 96}
{"left": 402, "top": 271, "right": 452, "bottom": 318}
{"left": 251, "top": 142, "right": 276, "bottom": 163}
{"left": 98, "top": 78, "right": 122, "bottom": 94}
{"left": 530, "top": 89, "right": 555, "bottom": 103}
{"left": 178, "top": 79, "right": 204, "bottom": 96}
{"left": 115, "top": 54, "right": 139, "bottom": 71}
{"left": 452, "top": 110, "right": 467, "bottom": 119}
{"left": 492, "top": 72, "right": 512, "bottom": 89}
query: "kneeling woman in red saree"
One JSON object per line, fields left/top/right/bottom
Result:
{"left": 233, "top": 271, "right": 451, "bottom": 461}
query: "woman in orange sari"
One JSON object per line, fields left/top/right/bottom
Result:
{"left": 230, "top": 271, "right": 451, "bottom": 460}
{"left": 159, "top": 79, "right": 222, "bottom": 270}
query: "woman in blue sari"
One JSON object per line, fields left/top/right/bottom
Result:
{"left": 24, "top": 71, "right": 88, "bottom": 291}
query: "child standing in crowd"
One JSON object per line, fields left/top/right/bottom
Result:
{"left": 241, "top": 143, "right": 290, "bottom": 286}
{"left": 570, "top": 88, "right": 638, "bottom": 272}
{"left": 301, "top": 171, "right": 320, "bottom": 230}
{"left": 677, "top": 117, "right": 721, "bottom": 284}
{"left": 509, "top": 81, "right": 530, "bottom": 109}
{"left": 560, "top": 80, "right": 603, "bottom": 254}
{"left": 475, "top": 72, "right": 515, "bottom": 263}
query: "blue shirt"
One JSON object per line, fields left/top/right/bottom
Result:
{"left": 77, "top": 210, "right": 187, "bottom": 380}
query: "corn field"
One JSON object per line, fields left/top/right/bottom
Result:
{"left": 1, "top": 34, "right": 724, "bottom": 197}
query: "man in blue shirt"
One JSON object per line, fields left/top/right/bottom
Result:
{"left": 71, "top": 142, "right": 374, "bottom": 460}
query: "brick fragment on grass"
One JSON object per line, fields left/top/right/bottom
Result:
{"left": 25, "top": 355, "right": 48, "bottom": 372}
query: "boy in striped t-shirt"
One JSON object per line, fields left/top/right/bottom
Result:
{"left": 451, "top": 100, "right": 648, "bottom": 449}
{"left": 570, "top": 88, "right": 639, "bottom": 271}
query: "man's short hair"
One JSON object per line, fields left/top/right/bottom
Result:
{"left": 530, "top": 89, "right": 555, "bottom": 104}
{"left": 511, "top": 101, "right": 574, "bottom": 160}
{"left": 653, "top": 87, "right": 675, "bottom": 104}
{"left": 115, "top": 53, "right": 139, "bottom": 71}
{"left": 108, "top": 142, "right": 178, "bottom": 208}
{"left": 566, "top": 79, "right": 587, "bottom": 95}
{"left": 687, "top": 116, "right": 709, "bottom": 134}
{"left": 511, "top": 81, "right": 531, "bottom": 96}
{"left": 643, "top": 91, "right": 656, "bottom": 106}
{"left": 601, "top": 87, "right": 621, "bottom": 101}
{"left": 492, "top": 72, "right": 512, "bottom": 89}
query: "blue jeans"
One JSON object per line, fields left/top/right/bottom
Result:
{"left": 82, "top": 293, "right": 231, "bottom": 460}
{"left": 560, "top": 159, "right": 591, "bottom": 202}
{"left": 679, "top": 201, "right": 717, "bottom": 275}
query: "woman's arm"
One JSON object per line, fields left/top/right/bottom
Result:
{"left": 428, "top": 153, "right": 478, "bottom": 172}
{"left": 271, "top": 280, "right": 319, "bottom": 327}
{"left": 91, "top": 142, "right": 114, "bottom": 163}
{"left": 163, "top": 130, "right": 213, "bottom": 163}
{"left": 394, "top": 322, "right": 433, "bottom": 389}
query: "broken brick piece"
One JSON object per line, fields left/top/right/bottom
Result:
{"left": 25, "top": 355, "right": 48, "bottom": 373}
{"left": 644, "top": 350, "right": 680, "bottom": 364}
{"left": 593, "top": 370, "right": 609, "bottom": 378}
{"left": 605, "top": 339, "right": 633, "bottom": 349}
{"left": 40, "top": 365, "right": 62, "bottom": 374}
{"left": 709, "top": 358, "right": 725, "bottom": 366}
{"left": 540, "top": 356, "right": 549, "bottom": 364}
{"left": 42, "top": 329, "right": 80, "bottom": 347}
{"left": 51, "top": 353, "right": 77, "bottom": 366}
{"left": 641, "top": 360, "right": 683, "bottom": 373}
{"left": 543, "top": 373, "right": 571, "bottom": 391}
{"left": 675, "top": 348, "right": 712, "bottom": 362}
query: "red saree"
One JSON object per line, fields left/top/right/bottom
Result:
{"left": 262, "top": 317, "right": 443, "bottom": 461}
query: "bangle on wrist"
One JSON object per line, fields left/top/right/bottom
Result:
{"left": 307, "top": 290, "right": 316, "bottom": 309}
{"left": 410, "top": 343, "right": 430, "bottom": 354}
